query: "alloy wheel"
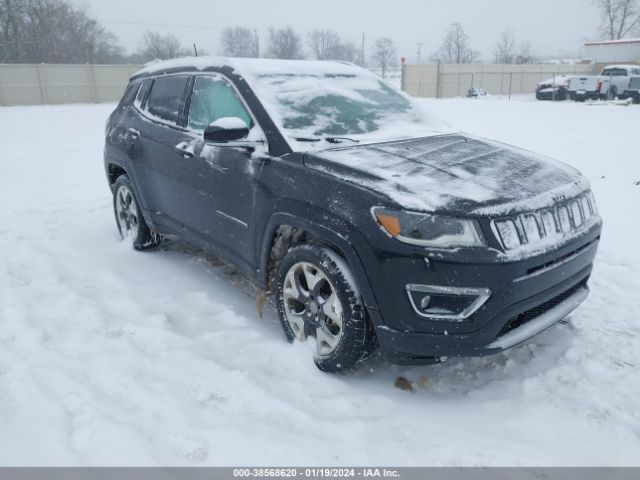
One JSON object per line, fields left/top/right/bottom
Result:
{"left": 282, "top": 262, "right": 344, "bottom": 357}
{"left": 115, "top": 185, "right": 140, "bottom": 240}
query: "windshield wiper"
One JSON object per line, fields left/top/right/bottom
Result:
{"left": 293, "top": 136, "right": 360, "bottom": 144}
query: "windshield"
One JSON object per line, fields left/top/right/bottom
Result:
{"left": 245, "top": 70, "right": 449, "bottom": 148}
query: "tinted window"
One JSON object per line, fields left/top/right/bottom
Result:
{"left": 145, "top": 76, "right": 189, "bottom": 125}
{"left": 120, "top": 81, "right": 140, "bottom": 107}
{"left": 134, "top": 79, "right": 152, "bottom": 110}
{"left": 187, "top": 76, "right": 253, "bottom": 131}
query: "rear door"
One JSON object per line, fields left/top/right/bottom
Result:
{"left": 127, "top": 75, "right": 191, "bottom": 230}
{"left": 171, "top": 74, "right": 266, "bottom": 270}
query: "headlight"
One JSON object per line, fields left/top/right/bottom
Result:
{"left": 372, "top": 207, "right": 486, "bottom": 248}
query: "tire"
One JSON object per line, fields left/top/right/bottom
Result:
{"left": 112, "top": 175, "right": 161, "bottom": 250}
{"left": 275, "top": 243, "right": 375, "bottom": 372}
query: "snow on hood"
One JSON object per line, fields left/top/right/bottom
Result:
{"left": 305, "top": 134, "right": 590, "bottom": 216}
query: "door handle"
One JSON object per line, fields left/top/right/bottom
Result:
{"left": 126, "top": 128, "right": 140, "bottom": 139}
{"left": 175, "top": 143, "right": 195, "bottom": 158}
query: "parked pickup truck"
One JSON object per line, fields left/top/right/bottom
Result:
{"left": 620, "top": 76, "right": 640, "bottom": 104}
{"left": 569, "top": 65, "right": 640, "bottom": 101}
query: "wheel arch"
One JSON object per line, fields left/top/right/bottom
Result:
{"left": 107, "top": 162, "right": 128, "bottom": 187}
{"left": 258, "top": 212, "right": 381, "bottom": 322}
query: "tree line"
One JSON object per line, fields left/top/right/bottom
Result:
{"left": 2, "top": 0, "right": 639, "bottom": 69}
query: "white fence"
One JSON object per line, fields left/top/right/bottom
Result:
{"left": 0, "top": 64, "right": 143, "bottom": 106}
{"left": 0, "top": 62, "right": 600, "bottom": 106}
{"left": 402, "top": 63, "right": 597, "bottom": 98}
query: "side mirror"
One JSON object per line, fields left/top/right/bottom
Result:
{"left": 204, "top": 117, "right": 250, "bottom": 143}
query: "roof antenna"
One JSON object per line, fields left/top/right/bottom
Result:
{"left": 193, "top": 43, "right": 199, "bottom": 57}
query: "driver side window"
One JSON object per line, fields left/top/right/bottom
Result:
{"left": 187, "top": 76, "right": 253, "bottom": 131}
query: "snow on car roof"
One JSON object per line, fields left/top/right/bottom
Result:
{"left": 585, "top": 38, "right": 640, "bottom": 45}
{"left": 537, "top": 74, "right": 573, "bottom": 86}
{"left": 601, "top": 64, "right": 640, "bottom": 70}
{"left": 133, "top": 56, "right": 368, "bottom": 79}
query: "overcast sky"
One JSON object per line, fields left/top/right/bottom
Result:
{"left": 76, "top": 0, "right": 602, "bottom": 61}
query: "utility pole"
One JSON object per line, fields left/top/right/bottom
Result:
{"left": 361, "top": 32, "right": 365, "bottom": 67}
{"left": 416, "top": 43, "right": 422, "bottom": 64}
{"left": 254, "top": 29, "right": 260, "bottom": 58}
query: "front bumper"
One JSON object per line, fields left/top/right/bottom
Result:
{"left": 368, "top": 224, "right": 601, "bottom": 364}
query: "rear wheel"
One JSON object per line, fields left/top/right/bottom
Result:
{"left": 276, "top": 244, "right": 375, "bottom": 372}
{"left": 112, "top": 175, "right": 161, "bottom": 250}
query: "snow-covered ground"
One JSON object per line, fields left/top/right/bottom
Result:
{"left": 1, "top": 96, "right": 639, "bottom": 466}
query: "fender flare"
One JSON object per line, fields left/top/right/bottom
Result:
{"left": 258, "top": 211, "right": 382, "bottom": 322}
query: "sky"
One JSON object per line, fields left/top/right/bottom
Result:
{"left": 75, "top": 0, "right": 602, "bottom": 61}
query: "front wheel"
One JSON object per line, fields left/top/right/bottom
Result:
{"left": 112, "top": 175, "right": 161, "bottom": 250}
{"left": 276, "top": 244, "right": 375, "bottom": 372}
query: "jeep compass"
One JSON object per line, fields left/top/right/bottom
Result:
{"left": 104, "top": 57, "right": 602, "bottom": 372}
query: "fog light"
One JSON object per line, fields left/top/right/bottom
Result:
{"left": 420, "top": 295, "right": 432, "bottom": 310}
{"left": 406, "top": 284, "right": 491, "bottom": 322}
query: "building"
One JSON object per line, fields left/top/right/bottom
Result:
{"left": 583, "top": 38, "right": 640, "bottom": 67}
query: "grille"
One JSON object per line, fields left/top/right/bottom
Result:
{"left": 492, "top": 191, "right": 597, "bottom": 251}
{"left": 497, "top": 280, "right": 587, "bottom": 338}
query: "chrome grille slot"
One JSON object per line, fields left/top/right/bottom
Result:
{"left": 492, "top": 192, "right": 598, "bottom": 251}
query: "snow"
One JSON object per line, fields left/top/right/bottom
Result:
{"left": 1, "top": 96, "right": 640, "bottom": 466}
{"left": 209, "top": 116, "right": 249, "bottom": 130}
{"left": 311, "top": 134, "right": 591, "bottom": 220}
{"left": 585, "top": 38, "right": 640, "bottom": 45}
{"left": 135, "top": 57, "right": 449, "bottom": 150}
{"left": 537, "top": 75, "right": 573, "bottom": 87}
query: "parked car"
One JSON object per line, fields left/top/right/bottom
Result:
{"left": 536, "top": 75, "right": 572, "bottom": 101}
{"left": 620, "top": 76, "right": 640, "bottom": 104}
{"left": 569, "top": 64, "right": 640, "bottom": 101}
{"left": 104, "top": 58, "right": 602, "bottom": 372}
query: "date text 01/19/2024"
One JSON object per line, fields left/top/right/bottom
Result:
{"left": 232, "top": 468, "right": 401, "bottom": 478}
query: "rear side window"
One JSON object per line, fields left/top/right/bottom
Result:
{"left": 144, "top": 76, "right": 189, "bottom": 125}
{"left": 601, "top": 68, "right": 627, "bottom": 76}
{"left": 119, "top": 81, "right": 140, "bottom": 108}
{"left": 187, "top": 76, "right": 253, "bottom": 131}
{"left": 134, "top": 79, "right": 152, "bottom": 110}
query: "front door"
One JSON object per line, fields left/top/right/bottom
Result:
{"left": 171, "top": 74, "right": 266, "bottom": 271}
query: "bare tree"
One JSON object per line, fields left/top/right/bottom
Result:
{"left": 494, "top": 28, "right": 516, "bottom": 64}
{"left": 333, "top": 41, "right": 358, "bottom": 63}
{"left": 595, "top": 0, "right": 640, "bottom": 39}
{"left": 137, "top": 31, "right": 188, "bottom": 62}
{"left": 267, "top": 26, "right": 304, "bottom": 59}
{"left": 1, "top": 0, "right": 123, "bottom": 63}
{"left": 515, "top": 42, "right": 536, "bottom": 64}
{"left": 307, "top": 29, "right": 341, "bottom": 60}
{"left": 220, "top": 26, "right": 258, "bottom": 58}
{"left": 307, "top": 29, "right": 358, "bottom": 62}
{"left": 370, "top": 37, "right": 397, "bottom": 78}
{"left": 431, "top": 23, "right": 479, "bottom": 64}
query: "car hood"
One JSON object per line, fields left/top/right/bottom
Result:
{"left": 303, "top": 134, "right": 589, "bottom": 216}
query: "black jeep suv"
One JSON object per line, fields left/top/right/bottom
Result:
{"left": 104, "top": 57, "right": 602, "bottom": 372}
